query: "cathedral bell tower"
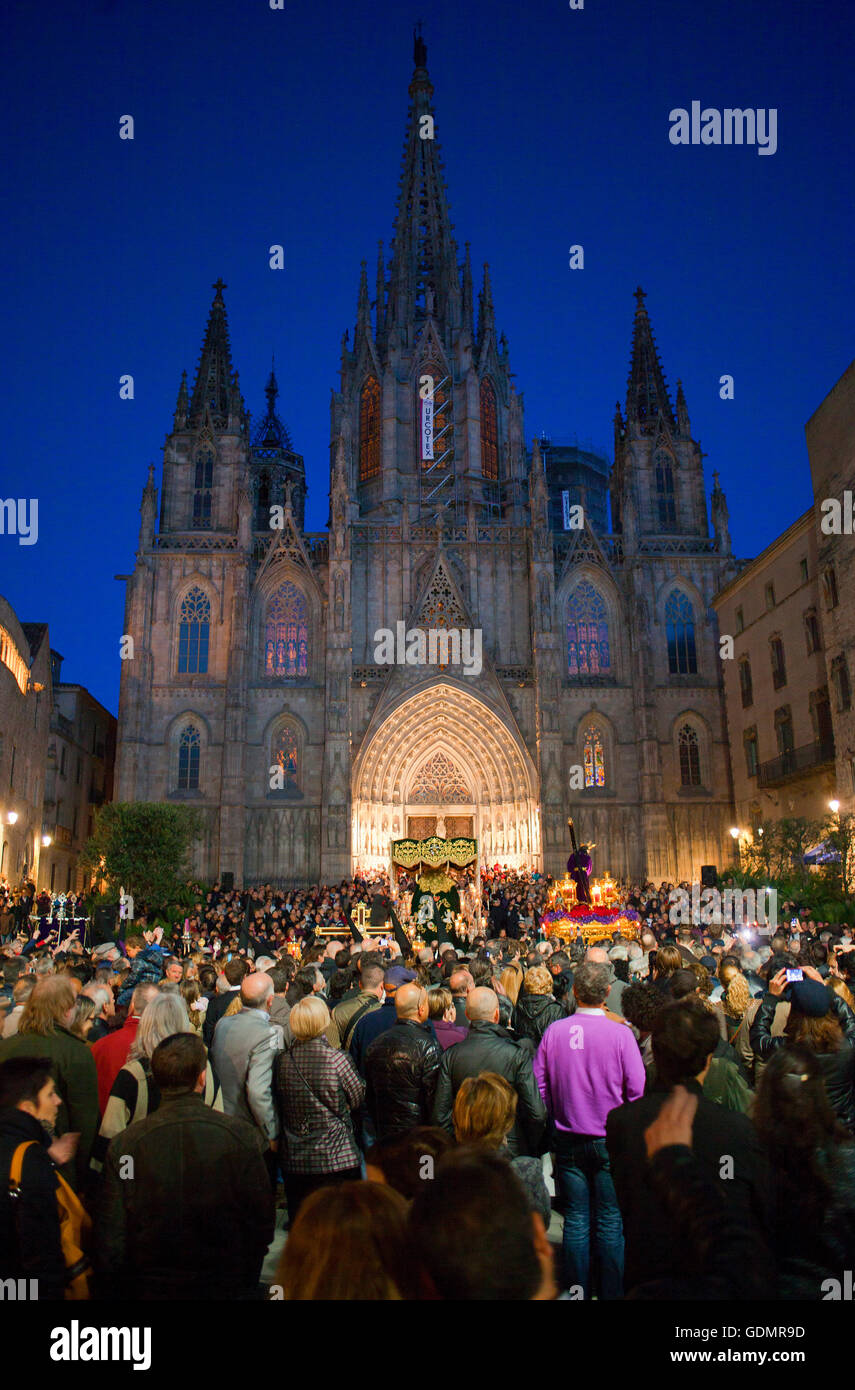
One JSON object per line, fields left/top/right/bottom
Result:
{"left": 331, "top": 33, "right": 526, "bottom": 524}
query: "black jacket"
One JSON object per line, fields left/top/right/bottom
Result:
{"left": 513, "top": 993, "right": 566, "bottom": 1048}
{"left": 364, "top": 1021, "right": 443, "bottom": 1141}
{"left": 606, "top": 1080, "right": 771, "bottom": 1296}
{"left": 750, "top": 990, "right": 855, "bottom": 1131}
{"left": 202, "top": 987, "right": 242, "bottom": 1049}
{"left": 0, "top": 1108, "right": 66, "bottom": 1299}
{"left": 94, "top": 1091, "right": 274, "bottom": 1300}
{"left": 432, "top": 1021, "right": 547, "bottom": 1156}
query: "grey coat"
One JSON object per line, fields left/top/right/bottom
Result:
{"left": 210, "top": 1006, "right": 284, "bottom": 1142}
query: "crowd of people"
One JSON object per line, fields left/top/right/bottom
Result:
{"left": 2, "top": 866, "right": 855, "bottom": 1300}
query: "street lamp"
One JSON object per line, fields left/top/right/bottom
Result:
{"left": 830, "top": 800, "right": 840, "bottom": 814}
{"left": 730, "top": 827, "right": 741, "bottom": 840}
{"left": 41, "top": 834, "right": 52, "bottom": 847}
{"left": 6, "top": 812, "right": 18, "bottom": 825}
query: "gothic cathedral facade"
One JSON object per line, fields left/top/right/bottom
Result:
{"left": 115, "top": 42, "right": 738, "bottom": 886}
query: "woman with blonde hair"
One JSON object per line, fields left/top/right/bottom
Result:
{"left": 499, "top": 965, "right": 522, "bottom": 1007}
{"left": 180, "top": 977, "right": 207, "bottom": 1033}
{"left": 91, "top": 992, "right": 221, "bottom": 1171}
{"left": 275, "top": 1181, "right": 409, "bottom": 1299}
{"left": 513, "top": 965, "right": 565, "bottom": 1049}
{"left": 452, "top": 1072, "right": 551, "bottom": 1225}
{"left": 275, "top": 994, "right": 365, "bottom": 1220}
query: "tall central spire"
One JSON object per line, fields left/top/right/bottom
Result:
{"left": 626, "top": 287, "right": 675, "bottom": 434}
{"left": 189, "top": 279, "right": 235, "bottom": 428}
{"left": 384, "top": 33, "right": 461, "bottom": 339}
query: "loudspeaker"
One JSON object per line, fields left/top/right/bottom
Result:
{"left": 700, "top": 865, "right": 718, "bottom": 888}
{"left": 92, "top": 904, "right": 119, "bottom": 945}
{"left": 221, "top": 872, "right": 234, "bottom": 892}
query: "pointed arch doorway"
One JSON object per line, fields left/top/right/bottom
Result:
{"left": 351, "top": 681, "right": 541, "bottom": 872}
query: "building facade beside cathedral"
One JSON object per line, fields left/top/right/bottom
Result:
{"left": 115, "top": 41, "right": 739, "bottom": 886}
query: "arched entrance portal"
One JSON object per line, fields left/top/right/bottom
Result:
{"left": 352, "top": 682, "right": 541, "bottom": 872}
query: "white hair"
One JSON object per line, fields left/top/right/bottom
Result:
{"left": 129, "top": 992, "right": 191, "bottom": 1060}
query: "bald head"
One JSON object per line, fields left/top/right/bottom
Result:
{"left": 241, "top": 972, "right": 274, "bottom": 1009}
{"left": 466, "top": 987, "right": 499, "bottom": 1024}
{"left": 585, "top": 947, "right": 609, "bottom": 965}
{"left": 396, "top": 982, "right": 428, "bottom": 1021}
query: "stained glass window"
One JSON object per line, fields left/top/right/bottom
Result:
{"left": 583, "top": 725, "right": 605, "bottom": 788}
{"left": 480, "top": 377, "right": 498, "bottom": 480}
{"left": 678, "top": 724, "right": 701, "bottom": 786}
{"left": 273, "top": 726, "right": 299, "bottom": 789}
{"left": 359, "top": 377, "right": 381, "bottom": 482}
{"left": 192, "top": 449, "right": 214, "bottom": 528}
{"left": 655, "top": 451, "right": 677, "bottom": 530}
{"left": 177, "top": 587, "right": 211, "bottom": 674}
{"left": 265, "top": 582, "right": 309, "bottom": 678}
{"left": 567, "top": 580, "right": 610, "bottom": 676}
{"left": 177, "top": 724, "right": 200, "bottom": 790}
{"left": 665, "top": 590, "right": 697, "bottom": 674}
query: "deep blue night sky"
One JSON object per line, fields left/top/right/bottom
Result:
{"left": 3, "top": 0, "right": 853, "bottom": 714}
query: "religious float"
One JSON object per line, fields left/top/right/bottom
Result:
{"left": 390, "top": 832, "right": 477, "bottom": 943}
{"left": 540, "top": 820, "right": 640, "bottom": 942}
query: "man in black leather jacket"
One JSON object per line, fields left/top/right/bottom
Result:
{"left": 364, "top": 984, "right": 443, "bottom": 1141}
{"left": 432, "top": 987, "right": 547, "bottom": 1156}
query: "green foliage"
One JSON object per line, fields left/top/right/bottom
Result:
{"left": 80, "top": 802, "right": 203, "bottom": 915}
{"left": 722, "top": 814, "right": 855, "bottom": 927}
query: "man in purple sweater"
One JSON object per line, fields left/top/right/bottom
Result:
{"left": 534, "top": 960, "right": 645, "bottom": 1299}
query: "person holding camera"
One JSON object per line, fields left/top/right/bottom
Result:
{"left": 750, "top": 965, "right": 855, "bottom": 1133}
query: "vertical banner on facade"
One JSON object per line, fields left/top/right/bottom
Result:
{"left": 421, "top": 396, "right": 435, "bottom": 460}
{"left": 562, "top": 490, "right": 571, "bottom": 529}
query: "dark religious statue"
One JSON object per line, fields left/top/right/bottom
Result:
{"left": 567, "top": 817, "right": 595, "bottom": 905}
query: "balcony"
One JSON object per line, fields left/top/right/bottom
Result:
{"left": 757, "top": 737, "right": 836, "bottom": 788}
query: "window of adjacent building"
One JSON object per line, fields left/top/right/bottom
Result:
{"left": 744, "top": 727, "right": 758, "bottom": 778}
{"left": 583, "top": 725, "right": 606, "bottom": 788}
{"left": 775, "top": 706, "right": 794, "bottom": 756}
{"left": 800, "top": 557, "right": 809, "bottom": 584}
{"left": 678, "top": 724, "right": 702, "bottom": 786}
{"left": 66, "top": 866, "right": 72, "bottom": 892}
{"left": 765, "top": 583, "right": 776, "bottom": 610}
{"left": 770, "top": 636, "right": 787, "bottom": 690}
{"left": 749, "top": 803, "right": 762, "bottom": 836}
{"left": 832, "top": 655, "right": 852, "bottom": 713}
{"left": 264, "top": 581, "right": 309, "bottom": 678}
{"left": 178, "top": 587, "right": 211, "bottom": 675}
{"left": 735, "top": 606, "right": 744, "bottom": 634}
{"left": 50, "top": 862, "right": 55, "bottom": 891}
{"left": 9, "top": 744, "right": 15, "bottom": 789}
{"left": 567, "top": 580, "right": 611, "bottom": 676}
{"left": 72, "top": 808, "right": 78, "bottom": 840}
{"left": 76, "top": 757, "right": 81, "bottom": 785}
{"left": 739, "top": 656, "right": 753, "bottom": 708}
{"left": 654, "top": 451, "right": 677, "bottom": 530}
{"left": 804, "top": 608, "right": 822, "bottom": 655}
{"left": 811, "top": 686, "right": 834, "bottom": 746}
{"left": 665, "top": 590, "right": 698, "bottom": 675}
{"left": 823, "top": 565, "right": 839, "bottom": 610}
{"left": 479, "top": 377, "right": 498, "bottom": 481}
{"left": 192, "top": 449, "right": 214, "bottom": 529}
{"left": 358, "top": 376, "right": 381, "bottom": 483}
{"left": 177, "top": 725, "right": 201, "bottom": 791}
{"left": 59, "top": 745, "right": 66, "bottom": 778}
